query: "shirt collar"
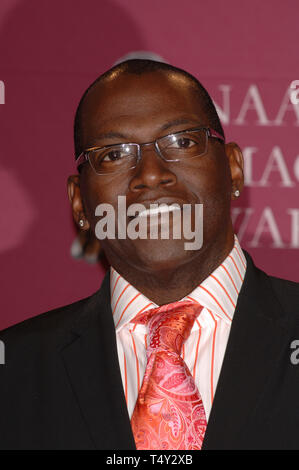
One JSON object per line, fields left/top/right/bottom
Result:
{"left": 110, "top": 235, "right": 246, "bottom": 332}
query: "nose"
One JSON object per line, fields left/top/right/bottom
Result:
{"left": 129, "top": 143, "right": 177, "bottom": 192}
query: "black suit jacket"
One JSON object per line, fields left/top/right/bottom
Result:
{"left": 1, "top": 252, "right": 299, "bottom": 450}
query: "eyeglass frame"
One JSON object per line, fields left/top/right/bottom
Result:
{"left": 75, "top": 126, "right": 225, "bottom": 175}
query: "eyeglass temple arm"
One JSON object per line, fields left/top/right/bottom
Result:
{"left": 208, "top": 128, "right": 225, "bottom": 141}
{"left": 75, "top": 153, "right": 88, "bottom": 167}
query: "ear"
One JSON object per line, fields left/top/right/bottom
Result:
{"left": 67, "top": 174, "right": 90, "bottom": 230}
{"left": 225, "top": 142, "right": 244, "bottom": 200}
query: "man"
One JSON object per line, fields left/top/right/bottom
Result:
{"left": 1, "top": 59, "right": 299, "bottom": 450}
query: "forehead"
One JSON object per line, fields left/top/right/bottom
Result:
{"left": 79, "top": 71, "right": 208, "bottom": 145}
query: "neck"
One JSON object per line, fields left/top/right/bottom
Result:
{"left": 110, "top": 235, "right": 235, "bottom": 306}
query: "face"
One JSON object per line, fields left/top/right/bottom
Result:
{"left": 68, "top": 71, "right": 243, "bottom": 276}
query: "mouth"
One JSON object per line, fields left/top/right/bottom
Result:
{"left": 136, "top": 205, "right": 181, "bottom": 218}
{"left": 127, "top": 197, "right": 189, "bottom": 221}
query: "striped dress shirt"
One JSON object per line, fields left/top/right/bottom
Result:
{"left": 110, "top": 235, "right": 246, "bottom": 421}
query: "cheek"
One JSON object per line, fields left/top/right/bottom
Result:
{"left": 184, "top": 157, "right": 232, "bottom": 227}
{"left": 80, "top": 172, "right": 128, "bottom": 226}
{"left": 187, "top": 155, "right": 232, "bottom": 201}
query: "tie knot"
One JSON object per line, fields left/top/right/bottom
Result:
{"left": 133, "top": 300, "right": 203, "bottom": 356}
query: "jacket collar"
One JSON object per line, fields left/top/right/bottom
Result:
{"left": 60, "top": 272, "right": 136, "bottom": 450}
{"left": 203, "top": 250, "right": 289, "bottom": 449}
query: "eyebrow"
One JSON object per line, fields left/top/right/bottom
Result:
{"left": 89, "top": 118, "right": 201, "bottom": 146}
{"left": 92, "top": 131, "right": 127, "bottom": 142}
{"left": 159, "top": 118, "right": 199, "bottom": 131}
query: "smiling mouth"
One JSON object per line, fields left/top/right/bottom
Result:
{"left": 127, "top": 197, "right": 187, "bottom": 221}
{"left": 136, "top": 205, "right": 181, "bottom": 218}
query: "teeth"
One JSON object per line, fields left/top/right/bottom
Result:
{"left": 138, "top": 205, "right": 181, "bottom": 218}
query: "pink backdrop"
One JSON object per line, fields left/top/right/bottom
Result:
{"left": 1, "top": 0, "right": 299, "bottom": 330}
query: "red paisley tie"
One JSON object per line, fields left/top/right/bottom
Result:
{"left": 131, "top": 300, "right": 207, "bottom": 450}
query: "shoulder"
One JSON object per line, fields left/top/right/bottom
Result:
{"left": 243, "top": 249, "right": 299, "bottom": 320}
{"left": 0, "top": 271, "right": 111, "bottom": 356}
{"left": 0, "top": 295, "right": 92, "bottom": 360}
{"left": 268, "top": 274, "right": 299, "bottom": 310}
{"left": 1, "top": 294, "right": 88, "bottom": 336}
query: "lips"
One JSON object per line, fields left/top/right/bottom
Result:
{"left": 137, "top": 205, "right": 181, "bottom": 218}
{"left": 127, "top": 197, "right": 187, "bottom": 220}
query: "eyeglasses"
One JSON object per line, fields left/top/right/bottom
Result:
{"left": 76, "top": 127, "right": 225, "bottom": 175}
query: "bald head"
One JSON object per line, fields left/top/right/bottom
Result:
{"left": 73, "top": 59, "right": 224, "bottom": 159}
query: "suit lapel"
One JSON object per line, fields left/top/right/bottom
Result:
{"left": 203, "top": 252, "right": 289, "bottom": 449}
{"left": 60, "top": 272, "right": 136, "bottom": 450}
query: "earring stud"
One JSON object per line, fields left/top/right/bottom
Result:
{"left": 79, "top": 219, "right": 85, "bottom": 227}
{"left": 234, "top": 189, "right": 240, "bottom": 198}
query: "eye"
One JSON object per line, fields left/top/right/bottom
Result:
{"left": 98, "top": 145, "right": 135, "bottom": 163}
{"left": 170, "top": 136, "right": 197, "bottom": 149}
{"left": 102, "top": 149, "right": 126, "bottom": 162}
